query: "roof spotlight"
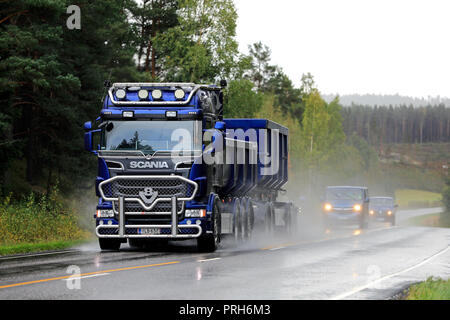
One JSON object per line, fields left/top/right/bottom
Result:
{"left": 138, "top": 89, "right": 149, "bottom": 100}
{"left": 152, "top": 89, "right": 163, "bottom": 100}
{"left": 174, "top": 89, "right": 185, "bottom": 100}
{"left": 115, "top": 89, "right": 126, "bottom": 100}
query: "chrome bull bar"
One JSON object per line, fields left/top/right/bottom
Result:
{"left": 96, "top": 176, "right": 201, "bottom": 239}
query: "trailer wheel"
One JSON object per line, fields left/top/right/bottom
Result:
{"left": 265, "top": 203, "right": 274, "bottom": 235}
{"left": 244, "top": 199, "right": 254, "bottom": 240}
{"left": 197, "top": 199, "right": 221, "bottom": 252}
{"left": 99, "top": 238, "right": 121, "bottom": 251}
{"left": 241, "top": 199, "right": 251, "bottom": 241}
{"left": 233, "top": 199, "right": 244, "bottom": 243}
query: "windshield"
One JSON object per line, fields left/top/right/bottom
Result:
{"left": 370, "top": 198, "right": 393, "bottom": 206}
{"left": 326, "top": 188, "right": 364, "bottom": 201}
{"left": 101, "top": 120, "right": 202, "bottom": 155}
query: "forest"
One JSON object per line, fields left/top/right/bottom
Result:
{"left": 0, "top": 0, "right": 449, "bottom": 201}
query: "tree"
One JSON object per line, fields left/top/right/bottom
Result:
{"left": 0, "top": 0, "right": 139, "bottom": 195}
{"left": 154, "top": 0, "right": 239, "bottom": 82}
{"left": 224, "top": 79, "right": 262, "bottom": 118}
{"left": 131, "top": 0, "right": 178, "bottom": 79}
{"left": 247, "top": 41, "right": 276, "bottom": 91}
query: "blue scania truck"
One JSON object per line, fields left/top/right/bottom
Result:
{"left": 84, "top": 82, "right": 297, "bottom": 252}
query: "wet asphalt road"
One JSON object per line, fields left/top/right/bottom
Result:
{"left": 0, "top": 208, "right": 448, "bottom": 300}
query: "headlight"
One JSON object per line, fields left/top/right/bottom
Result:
{"left": 370, "top": 210, "right": 374, "bottom": 215}
{"left": 185, "top": 209, "right": 206, "bottom": 218}
{"left": 324, "top": 203, "right": 332, "bottom": 211}
{"left": 353, "top": 204, "right": 362, "bottom": 212}
{"left": 96, "top": 209, "right": 114, "bottom": 218}
{"left": 387, "top": 210, "right": 392, "bottom": 215}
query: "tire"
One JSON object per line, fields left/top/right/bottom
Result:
{"left": 245, "top": 199, "right": 254, "bottom": 239}
{"left": 359, "top": 213, "right": 369, "bottom": 229}
{"left": 241, "top": 199, "right": 251, "bottom": 241}
{"left": 128, "top": 239, "right": 144, "bottom": 249}
{"left": 265, "top": 203, "right": 274, "bottom": 235}
{"left": 285, "top": 205, "right": 293, "bottom": 236}
{"left": 390, "top": 215, "right": 396, "bottom": 226}
{"left": 99, "top": 238, "right": 121, "bottom": 251}
{"left": 197, "top": 199, "right": 221, "bottom": 252}
{"left": 233, "top": 200, "right": 244, "bottom": 243}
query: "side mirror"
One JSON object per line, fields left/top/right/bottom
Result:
{"left": 84, "top": 121, "right": 92, "bottom": 131}
{"left": 214, "top": 121, "right": 226, "bottom": 130}
{"left": 84, "top": 129, "right": 101, "bottom": 153}
{"left": 394, "top": 204, "right": 399, "bottom": 208}
{"left": 365, "top": 197, "right": 370, "bottom": 203}
{"left": 84, "top": 131, "right": 93, "bottom": 152}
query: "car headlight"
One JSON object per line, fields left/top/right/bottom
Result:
{"left": 185, "top": 209, "right": 206, "bottom": 218}
{"left": 96, "top": 209, "right": 114, "bottom": 218}
{"left": 387, "top": 210, "right": 392, "bottom": 215}
{"left": 353, "top": 204, "right": 362, "bottom": 212}
{"left": 370, "top": 210, "right": 374, "bottom": 215}
{"left": 324, "top": 203, "right": 332, "bottom": 211}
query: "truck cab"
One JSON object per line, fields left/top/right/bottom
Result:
{"left": 322, "top": 186, "right": 370, "bottom": 229}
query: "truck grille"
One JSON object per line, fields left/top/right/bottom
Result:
{"left": 98, "top": 175, "right": 198, "bottom": 214}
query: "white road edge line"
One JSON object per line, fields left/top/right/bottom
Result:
{"left": 197, "top": 258, "right": 221, "bottom": 262}
{"left": 330, "top": 245, "right": 450, "bottom": 300}
{"left": 0, "top": 250, "right": 78, "bottom": 261}
{"left": 62, "top": 273, "right": 110, "bottom": 281}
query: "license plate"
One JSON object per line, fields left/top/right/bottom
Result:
{"left": 138, "top": 228, "right": 160, "bottom": 235}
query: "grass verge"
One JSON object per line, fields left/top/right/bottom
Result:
{"left": 0, "top": 186, "right": 92, "bottom": 256}
{"left": 406, "top": 277, "right": 450, "bottom": 300}
{"left": 0, "top": 239, "right": 91, "bottom": 256}
{"left": 406, "top": 212, "right": 450, "bottom": 228}
{"left": 395, "top": 189, "right": 442, "bottom": 208}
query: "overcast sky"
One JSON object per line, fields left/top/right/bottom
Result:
{"left": 234, "top": 0, "right": 450, "bottom": 98}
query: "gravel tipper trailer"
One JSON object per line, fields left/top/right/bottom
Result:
{"left": 84, "top": 82, "right": 297, "bottom": 251}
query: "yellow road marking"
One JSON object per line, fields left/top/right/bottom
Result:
{"left": 261, "top": 242, "right": 294, "bottom": 250}
{"left": 0, "top": 260, "right": 180, "bottom": 290}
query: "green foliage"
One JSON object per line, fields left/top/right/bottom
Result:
{"left": 224, "top": 79, "right": 262, "bottom": 118}
{"left": 154, "top": 0, "right": 239, "bottom": 82}
{"left": 407, "top": 277, "right": 450, "bottom": 300}
{"left": 0, "top": 0, "right": 140, "bottom": 195}
{"left": 0, "top": 186, "right": 90, "bottom": 246}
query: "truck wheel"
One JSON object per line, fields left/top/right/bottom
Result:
{"left": 99, "top": 238, "right": 121, "bottom": 251}
{"left": 128, "top": 239, "right": 144, "bottom": 249}
{"left": 197, "top": 200, "right": 221, "bottom": 252}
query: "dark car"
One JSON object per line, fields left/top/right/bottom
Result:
{"left": 369, "top": 197, "right": 397, "bottom": 226}
{"left": 322, "top": 186, "right": 370, "bottom": 229}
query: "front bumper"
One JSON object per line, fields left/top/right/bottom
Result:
{"left": 96, "top": 175, "right": 203, "bottom": 239}
{"left": 325, "top": 211, "right": 361, "bottom": 222}
{"left": 370, "top": 210, "right": 393, "bottom": 220}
